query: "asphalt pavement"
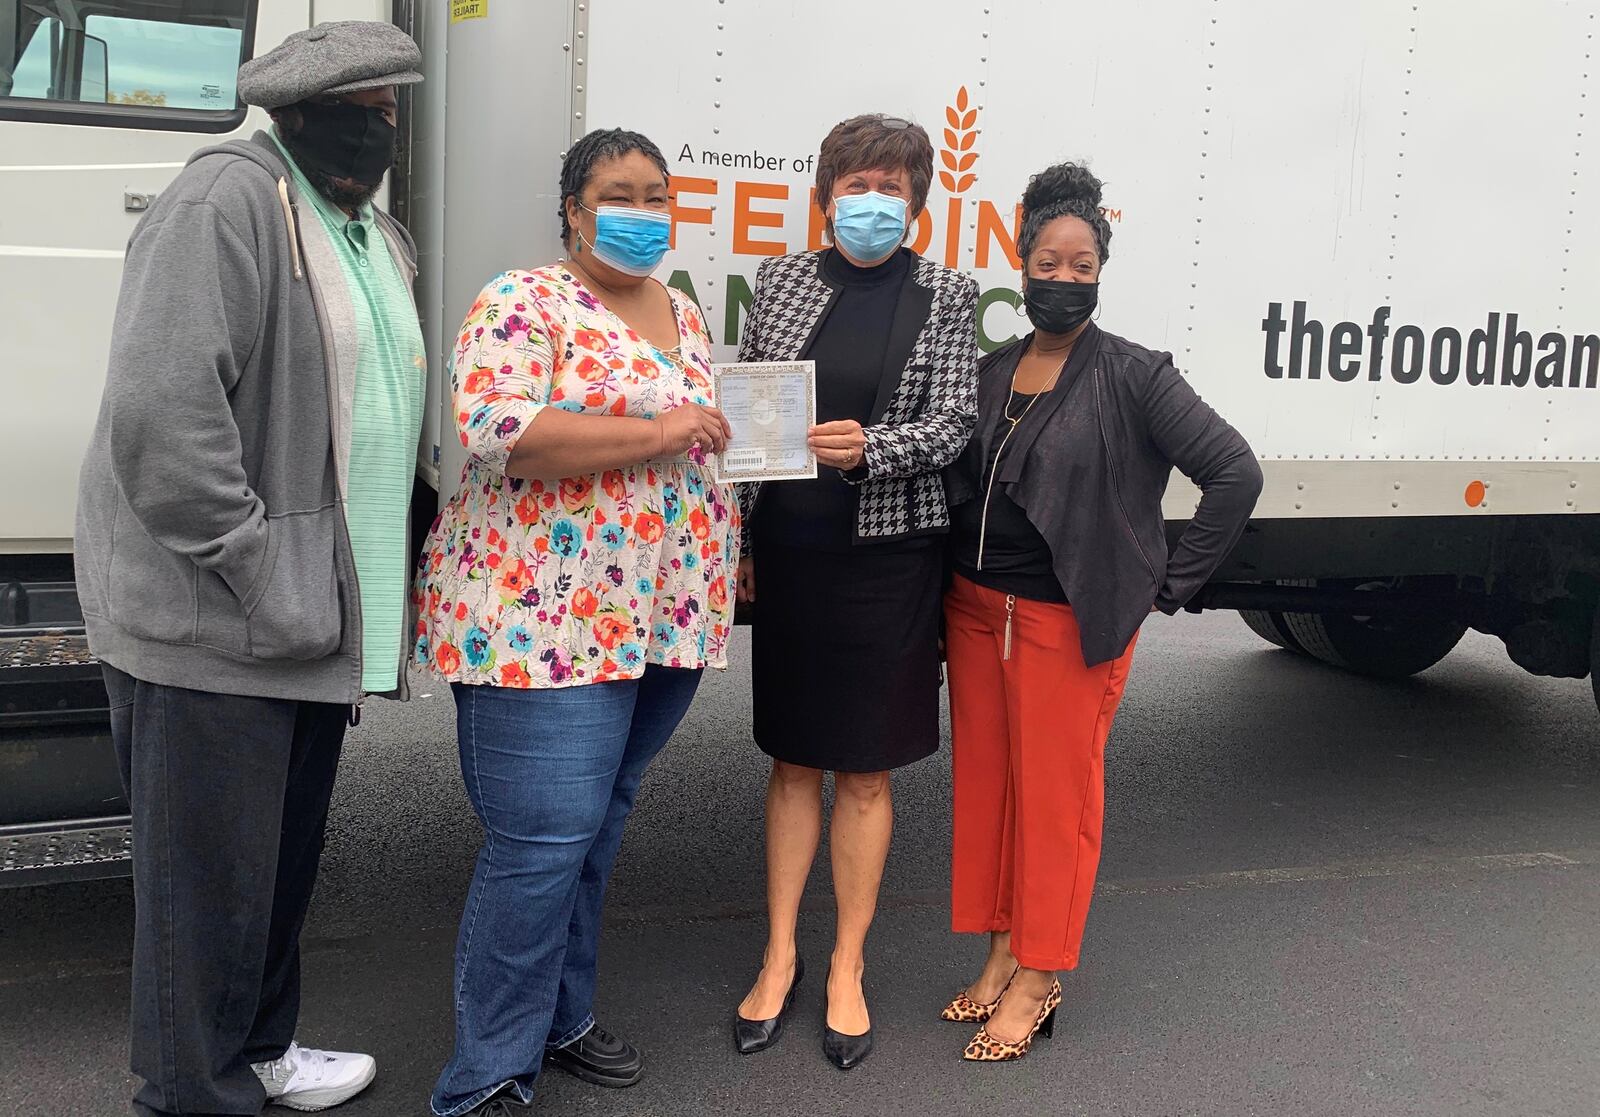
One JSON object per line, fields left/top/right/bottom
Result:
{"left": 4, "top": 612, "right": 1598, "bottom": 1117}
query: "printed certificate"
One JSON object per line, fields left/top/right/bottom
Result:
{"left": 714, "top": 361, "right": 818, "bottom": 482}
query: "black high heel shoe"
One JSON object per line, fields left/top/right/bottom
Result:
{"left": 822, "top": 969, "right": 874, "bottom": 1071}
{"left": 733, "top": 955, "right": 805, "bottom": 1055}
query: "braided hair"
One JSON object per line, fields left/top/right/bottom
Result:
{"left": 1017, "top": 162, "right": 1111, "bottom": 264}
{"left": 558, "top": 128, "right": 670, "bottom": 243}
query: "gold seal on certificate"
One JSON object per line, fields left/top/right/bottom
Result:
{"left": 714, "top": 361, "right": 818, "bottom": 481}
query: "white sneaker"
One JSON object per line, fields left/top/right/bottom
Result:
{"left": 252, "top": 1041, "right": 377, "bottom": 1111}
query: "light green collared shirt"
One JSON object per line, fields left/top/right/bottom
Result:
{"left": 274, "top": 132, "right": 425, "bottom": 693}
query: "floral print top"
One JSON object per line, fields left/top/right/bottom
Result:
{"left": 413, "top": 266, "right": 740, "bottom": 688}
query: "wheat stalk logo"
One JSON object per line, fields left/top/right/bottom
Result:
{"left": 940, "top": 86, "right": 979, "bottom": 195}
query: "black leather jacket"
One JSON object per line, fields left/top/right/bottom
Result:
{"left": 946, "top": 324, "right": 1263, "bottom": 665}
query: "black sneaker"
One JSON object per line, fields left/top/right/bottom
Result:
{"left": 545, "top": 1025, "right": 643, "bottom": 1088}
{"left": 462, "top": 1088, "right": 531, "bottom": 1114}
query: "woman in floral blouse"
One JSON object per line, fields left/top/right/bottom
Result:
{"left": 416, "top": 129, "right": 738, "bottom": 1117}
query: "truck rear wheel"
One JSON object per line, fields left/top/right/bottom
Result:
{"left": 1591, "top": 605, "right": 1599, "bottom": 715}
{"left": 1239, "top": 609, "right": 1307, "bottom": 653}
{"left": 1280, "top": 579, "right": 1467, "bottom": 679}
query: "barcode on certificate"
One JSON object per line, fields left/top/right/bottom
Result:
{"left": 722, "top": 449, "right": 767, "bottom": 472}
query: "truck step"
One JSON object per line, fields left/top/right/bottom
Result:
{"left": 1, "top": 631, "right": 98, "bottom": 670}
{"left": 1, "top": 631, "right": 110, "bottom": 729}
{"left": 0, "top": 821, "right": 132, "bottom": 888}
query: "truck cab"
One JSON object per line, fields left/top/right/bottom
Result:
{"left": 0, "top": 1, "right": 381, "bottom": 885}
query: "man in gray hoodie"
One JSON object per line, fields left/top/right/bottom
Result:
{"left": 74, "top": 22, "right": 425, "bottom": 1116}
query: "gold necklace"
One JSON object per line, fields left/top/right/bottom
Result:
{"left": 1002, "top": 358, "right": 1065, "bottom": 427}
{"left": 978, "top": 358, "right": 1062, "bottom": 584}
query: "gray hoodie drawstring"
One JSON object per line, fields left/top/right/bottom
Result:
{"left": 275, "top": 177, "right": 304, "bottom": 281}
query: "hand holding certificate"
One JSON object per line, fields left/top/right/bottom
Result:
{"left": 714, "top": 361, "right": 819, "bottom": 482}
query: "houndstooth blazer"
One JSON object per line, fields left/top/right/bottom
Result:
{"left": 736, "top": 250, "right": 979, "bottom": 547}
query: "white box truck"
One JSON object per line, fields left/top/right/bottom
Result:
{"left": 3, "top": 0, "right": 1596, "bottom": 883}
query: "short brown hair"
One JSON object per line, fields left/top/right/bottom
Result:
{"left": 815, "top": 114, "right": 934, "bottom": 219}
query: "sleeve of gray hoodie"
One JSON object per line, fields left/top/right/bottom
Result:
{"left": 105, "top": 198, "right": 271, "bottom": 605}
{"left": 1143, "top": 357, "right": 1264, "bottom": 614}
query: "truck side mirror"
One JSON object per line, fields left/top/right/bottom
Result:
{"left": 81, "top": 34, "right": 107, "bottom": 103}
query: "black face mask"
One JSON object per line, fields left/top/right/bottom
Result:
{"left": 1023, "top": 278, "right": 1098, "bottom": 335}
{"left": 290, "top": 100, "right": 396, "bottom": 186}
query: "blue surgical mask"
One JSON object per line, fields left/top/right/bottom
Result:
{"left": 831, "top": 191, "right": 908, "bottom": 263}
{"left": 579, "top": 204, "right": 672, "bottom": 276}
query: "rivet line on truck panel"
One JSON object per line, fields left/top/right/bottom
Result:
{"left": 568, "top": 0, "right": 589, "bottom": 147}
{"left": 1373, "top": 16, "right": 1418, "bottom": 437}
{"left": 699, "top": 14, "right": 728, "bottom": 309}
{"left": 1387, "top": 19, "right": 1418, "bottom": 304}
{"left": 964, "top": 4, "right": 994, "bottom": 269}
{"left": 1189, "top": 1, "right": 1219, "bottom": 356}
{"left": 1558, "top": 19, "right": 1594, "bottom": 332}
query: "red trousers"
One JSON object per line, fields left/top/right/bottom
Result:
{"left": 945, "top": 575, "right": 1138, "bottom": 971}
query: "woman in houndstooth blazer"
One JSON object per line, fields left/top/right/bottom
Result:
{"left": 731, "top": 114, "right": 978, "bottom": 1070}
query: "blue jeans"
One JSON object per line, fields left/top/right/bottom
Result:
{"left": 431, "top": 666, "right": 702, "bottom": 1116}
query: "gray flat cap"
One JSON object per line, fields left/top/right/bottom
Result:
{"left": 238, "top": 21, "right": 422, "bottom": 110}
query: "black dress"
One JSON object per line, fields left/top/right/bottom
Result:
{"left": 749, "top": 249, "right": 943, "bottom": 773}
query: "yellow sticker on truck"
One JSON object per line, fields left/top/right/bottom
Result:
{"left": 451, "top": 0, "right": 487, "bottom": 23}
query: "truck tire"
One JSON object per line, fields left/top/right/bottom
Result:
{"left": 1590, "top": 605, "right": 1599, "bottom": 716}
{"left": 1280, "top": 579, "right": 1467, "bottom": 679}
{"left": 1239, "top": 609, "right": 1307, "bottom": 654}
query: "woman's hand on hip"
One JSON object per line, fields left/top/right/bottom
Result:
{"left": 736, "top": 556, "right": 756, "bottom": 604}
{"left": 808, "top": 420, "right": 868, "bottom": 472}
{"left": 655, "top": 402, "right": 732, "bottom": 457}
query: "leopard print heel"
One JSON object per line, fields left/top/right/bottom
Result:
{"left": 939, "top": 966, "right": 1019, "bottom": 1022}
{"left": 961, "top": 978, "right": 1062, "bottom": 1062}
{"left": 941, "top": 991, "right": 998, "bottom": 1023}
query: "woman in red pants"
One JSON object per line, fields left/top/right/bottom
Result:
{"left": 941, "top": 162, "right": 1262, "bottom": 1062}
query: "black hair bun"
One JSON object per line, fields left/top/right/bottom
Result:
{"left": 1022, "top": 163, "right": 1103, "bottom": 214}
